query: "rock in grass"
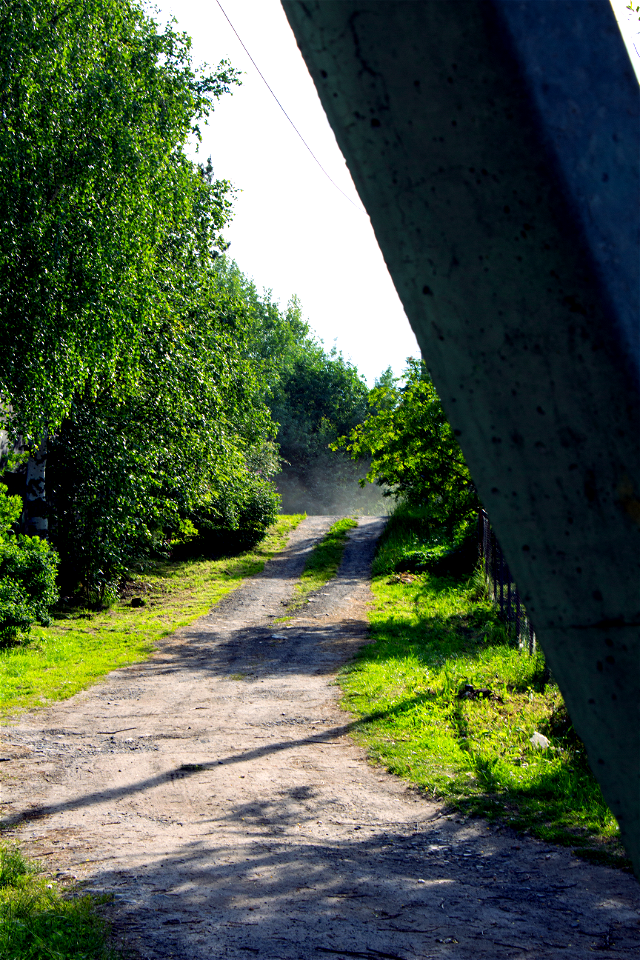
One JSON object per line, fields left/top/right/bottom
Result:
{"left": 530, "top": 731, "right": 551, "bottom": 749}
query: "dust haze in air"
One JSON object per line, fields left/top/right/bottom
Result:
{"left": 276, "top": 460, "right": 392, "bottom": 517}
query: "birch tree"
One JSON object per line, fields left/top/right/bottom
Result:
{"left": 0, "top": 0, "right": 239, "bottom": 518}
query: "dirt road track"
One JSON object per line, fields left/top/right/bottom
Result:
{"left": 2, "top": 516, "right": 640, "bottom": 959}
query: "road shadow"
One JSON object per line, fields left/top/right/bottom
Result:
{"left": 90, "top": 811, "right": 638, "bottom": 959}
{"left": 140, "top": 516, "right": 386, "bottom": 682}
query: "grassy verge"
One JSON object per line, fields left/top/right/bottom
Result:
{"left": 0, "top": 515, "right": 304, "bottom": 719}
{"left": 371, "top": 502, "right": 437, "bottom": 577}
{"left": 0, "top": 843, "right": 117, "bottom": 959}
{"left": 280, "top": 517, "right": 358, "bottom": 616}
{"left": 339, "top": 507, "right": 628, "bottom": 869}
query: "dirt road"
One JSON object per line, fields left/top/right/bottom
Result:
{"left": 2, "top": 516, "right": 639, "bottom": 959}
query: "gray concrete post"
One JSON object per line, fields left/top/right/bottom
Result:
{"left": 282, "top": 0, "right": 640, "bottom": 873}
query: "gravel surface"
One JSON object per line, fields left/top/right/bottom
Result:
{"left": 1, "top": 515, "right": 639, "bottom": 959}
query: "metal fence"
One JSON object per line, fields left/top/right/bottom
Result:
{"left": 478, "top": 508, "right": 537, "bottom": 654}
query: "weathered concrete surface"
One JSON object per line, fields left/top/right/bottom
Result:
{"left": 282, "top": 1, "right": 640, "bottom": 871}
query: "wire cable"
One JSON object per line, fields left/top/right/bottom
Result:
{"left": 214, "top": 0, "right": 364, "bottom": 212}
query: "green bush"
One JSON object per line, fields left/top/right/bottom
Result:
{"left": 192, "top": 473, "right": 281, "bottom": 555}
{"left": 0, "top": 485, "right": 59, "bottom": 645}
{"left": 337, "top": 359, "right": 479, "bottom": 530}
{"left": 0, "top": 482, "right": 22, "bottom": 534}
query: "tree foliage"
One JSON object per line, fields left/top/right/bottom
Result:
{"left": 337, "top": 359, "right": 478, "bottom": 532}
{"left": 0, "top": 484, "right": 58, "bottom": 643}
{"left": 0, "top": 0, "right": 239, "bottom": 443}
{"left": 0, "top": 0, "right": 377, "bottom": 605}
{"left": 42, "top": 198, "right": 286, "bottom": 598}
{"left": 270, "top": 340, "right": 369, "bottom": 471}
{"left": 48, "top": 256, "right": 281, "bottom": 599}
{"left": 201, "top": 259, "right": 374, "bottom": 515}
{"left": 270, "top": 341, "right": 373, "bottom": 514}
{"left": 0, "top": 1, "right": 288, "bottom": 599}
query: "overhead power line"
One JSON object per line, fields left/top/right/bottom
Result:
{"left": 214, "top": 0, "right": 364, "bottom": 212}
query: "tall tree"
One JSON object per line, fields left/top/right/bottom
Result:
{"left": 45, "top": 168, "right": 282, "bottom": 599}
{"left": 0, "top": 0, "right": 238, "bottom": 443}
{"left": 337, "top": 359, "right": 478, "bottom": 532}
{"left": 0, "top": 0, "right": 241, "bottom": 537}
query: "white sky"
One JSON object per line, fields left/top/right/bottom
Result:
{"left": 153, "top": 0, "right": 419, "bottom": 386}
{"left": 611, "top": 0, "right": 640, "bottom": 78}
{"left": 153, "top": 1, "right": 639, "bottom": 386}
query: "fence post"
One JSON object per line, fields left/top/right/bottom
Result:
{"left": 478, "top": 509, "right": 535, "bottom": 653}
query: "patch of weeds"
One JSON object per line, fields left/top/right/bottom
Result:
{"left": 0, "top": 516, "right": 304, "bottom": 719}
{"left": 339, "top": 510, "right": 625, "bottom": 866}
{"left": 0, "top": 843, "right": 120, "bottom": 959}
{"left": 372, "top": 502, "right": 475, "bottom": 578}
{"left": 371, "top": 504, "right": 433, "bottom": 577}
{"left": 281, "top": 517, "right": 358, "bottom": 616}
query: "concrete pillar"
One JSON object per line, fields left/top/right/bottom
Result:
{"left": 282, "top": 0, "right": 640, "bottom": 872}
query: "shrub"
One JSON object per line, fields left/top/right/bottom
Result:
{"left": 0, "top": 485, "right": 59, "bottom": 645}
{"left": 337, "top": 359, "right": 479, "bottom": 531}
{"left": 0, "top": 482, "right": 22, "bottom": 534}
{"left": 191, "top": 473, "right": 281, "bottom": 555}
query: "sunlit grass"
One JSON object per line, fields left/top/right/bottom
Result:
{"left": 371, "top": 502, "right": 433, "bottom": 577}
{"left": 0, "top": 843, "right": 118, "bottom": 959}
{"left": 340, "top": 512, "right": 628, "bottom": 869}
{"left": 0, "top": 515, "right": 304, "bottom": 719}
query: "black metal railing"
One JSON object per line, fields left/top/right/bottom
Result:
{"left": 478, "top": 508, "right": 536, "bottom": 654}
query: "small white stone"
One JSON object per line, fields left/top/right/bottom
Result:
{"left": 530, "top": 731, "right": 550, "bottom": 749}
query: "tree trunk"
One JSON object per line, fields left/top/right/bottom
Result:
{"left": 23, "top": 434, "right": 48, "bottom": 538}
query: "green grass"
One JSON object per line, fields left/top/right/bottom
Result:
{"left": 339, "top": 509, "right": 629, "bottom": 870}
{"left": 281, "top": 517, "right": 358, "bottom": 615}
{"left": 0, "top": 515, "right": 304, "bottom": 719}
{"left": 370, "top": 502, "right": 434, "bottom": 577}
{"left": 0, "top": 843, "right": 118, "bottom": 959}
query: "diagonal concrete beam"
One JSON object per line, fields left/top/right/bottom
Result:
{"left": 282, "top": 1, "right": 640, "bottom": 873}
